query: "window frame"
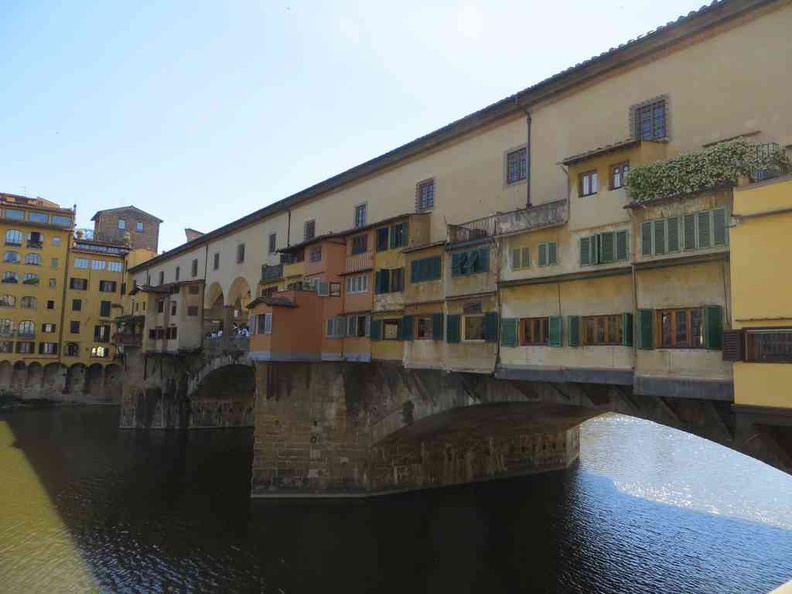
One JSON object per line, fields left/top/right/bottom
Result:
{"left": 308, "top": 246, "right": 322, "bottom": 263}
{"left": 415, "top": 316, "right": 434, "bottom": 340}
{"left": 353, "top": 204, "right": 367, "bottom": 229}
{"left": 505, "top": 146, "right": 528, "bottom": 185}
{"left": 463, "top": 314, "right": 486, "bottom": 342}
{"left": 744, "top": 328, "right": 792, "bottom": 363}
{"left": 135, "top": 221, "right": 145, "bottom": 233}
{"left": 609, "top": 161, "right": 630, "bottom": 190}
{"left": 582, "top": 314, "right": 624, "bottom": 346}
{"left": 416, "top": 179, "right": 435, "bottom": 212}
{"left": 351, "top": 234, "right": 368, "bottom": 255}
{"left": 304, "top": 220, "right": 316, "bottom": 241}
{"left": 633, "top": 97, "right": 667, "bottom": 141}
{"left": 268, "top": 233, "right": 277, "bottom": 254}
{"left": 520, "top": 317, "right": 550, "bottom": 345}
{"left": 657, "top": 308, "right": 705, "bottom": 349}
{"left": 579, "top": 170, "right": 599, "bottom": 197}
{"left": 346, "top": 274, "right": 369, "bottom": 295}
{"left": 117, "top": 219, "right": 126, "bottom": 230}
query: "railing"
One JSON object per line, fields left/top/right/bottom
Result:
{"left": 204, "top": 335, "right": 250, "bottom": 355}
{"left": 749, "top": 142, "right": 789, "bottom": 182}
{"left": 261, "top": 263, "right": 283, "bottom": 282}
{"left": 115, "top": 333, "right": 142, "bottom": 346}
{"left": 447, "top": 199, "right": 569, "bottom": 245}
{"left": 280, "top": 251, "right": 304, "bottom": 264}
{"left": 26, "top": 240, "right": 43, "bottom": 249}
{"left": 17, "top": 331, "right": 35, "bottom": 338}
{"left": 345, "top": 251, "right": 373, "bottom": 273}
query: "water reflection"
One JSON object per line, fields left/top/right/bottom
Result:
{"left": 0, "top": 406, "right": 790, "bottom": 593}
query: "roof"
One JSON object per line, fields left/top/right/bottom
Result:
{"left": 246, "top": 296, "right": 297, "bottom": 309}
{"left": 129, "top": 0, "right": 775, "bottom": 274}
{"left": 130, "top": 278, "right": 204, "bottom": 295}
{"left": 91, "top": 205, "right": 163, "bottom": 223}
{"left": 561, "top": 139, "right": 642, "bottom": 166}
{"left": 0, "top": 192, "right": 74, "bottom": 214}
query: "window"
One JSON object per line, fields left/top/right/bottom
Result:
{"left": 410, "top": 256, "right": 441, "bottom": 282}
{"left": 94, "top": 325, "right": 111, "bottom": 343}
{"left": 136, "top": 222, "right": 145, "bottom": 232}
{"left": 579, "top": 170, "right": 599, "bottom": 196}
{"left": 3, "top": 251, "right": 19, "bottom": 263}
{"left": 46, "top": 300, "right": 54, "bottom": 310}
{"left": 70, "top": 278, "right": 88, "bottom": 290}
{"left": 390, "top": 223, "right": 407, "bottom": 249}
{"left": 18, "top": 320, "right": 34, "bottom": 337}
{"left": 510, "top": 246, "right": 531, "bottom": 270}
{"left": 451, "top": 248, "right": 490, "bottom": 277}
{"left": 521, "top": 317, "right": 549, "bottom": 345}
{"left": 416, "top": 316, "right": 434, "bottom": 340}
{"left": 304, "top": 220, "right": 316, "bottom": 241}
{"left": 257, "top": 313, "right": 273, "bottom": 335}
{"left": 0, "top": 319, "right": 12, "bottom": 335}
{"left": 308, "top": 246, "right": 322, "bottom": 263}
{"left": 374, "top": 268, "right": 405, "bottom": 294}
{"left": 24, "top": 253, "right": 41, "bottom": 266}
{"left": 5, "top": 229, "right": 22, "bottom": 246}
{"left": 157, "top": 300, "right": 164, "bottom": 313}
{"left": 51, "top": 258, "right": 59, "bottom": 268}
{"left": 641, "top": 209, "right": 727, "bottom": 256}
{"left": 351, "top": 235, "right": 368, "bottom": 255}
{"left": 15, "top": 342, "right": 34, "bottom": 354}
{"left": 53, "top": 217, "right": 70, "bottom": 228}
{"left": 383, "top": 319, "right": 400, "bottom": 341}
{"left": 90, "top": 346, "right": 109, "bottom": 358}
{"left": 99, "top": 280, "right": 117, "bottom": 292}
{"left": 213, "top": 253, "right": 220, "bottom": 270}
{"left": 92, "top": 260, "right": 106, "bottom": 271}
{"left": 20, "top": 296, "right": 36, "bottom": 309}
{"left": 108, "top": 261, "right": 122, "bottom": 272}
{"left": 70, "top": 321, "right": 80, "bottom": 334}
{"left": 74, "top": 258, "right": 88, "bottom": 269}
{"left": 118, "top": 219, "right": 126, "bottom": 230}
{"left": 166, "top": 326, "right": 177, "bottom": 340}
{"left": 269, "top": 233, "right": 277, "bottom": 254}
{"left": 175, "top": 266, "right": 180, "bottom": 281}
{"left": 2, "top": 272, "right": 18, "bottom": 284}
{"left": 191, "top": 259, "right": 198, "bottom": 277}
{"left": 582, "top": 315, "right": 624, "bottom": 346}
{"left": 39, "top": 342, "right": 58, "bottom": 355}
{"left": 27, "top": 232, "right": 43, "bottom": 248}
{"left": 5, "top": 209, "right": 23, "bottom": 220}
{"left": 100, "top": 301, "right": 112, "bottom": 317}
{"left": 237, "top": 243, "right": 246, "bottom": 263}
{"left": 158, "top": 271, "right": 164, "bottom": 285}
{"left": 22, "top": 273, "right": 39, "bottom": 285}
{"left": 658, "top": 308, "right": 704, "bottom": 349}
{"left": 464, "top": 315, "right": 486, "bottom": 341}
{"left": 580, "top": 230, "right": 629, "bottom": 266}
{"left": 330, "top": 282, "right": 341, "bottom": 297}
{"left": 65, "top": 343, "right": 79, "bottom": 357}
{"left": 610, "top": 162, "right": 630, "bottom": 190}
{"left": 416, "top": 179, "right": 435, "bottom": 212}
{"left": 354, "top": 204, "right": 367, "bottom": 228}
{"left": 346, "top": 314, "right": 369, "bottom": 338}
{"left": 187, "top": 305, "right": 199, "bottom": 317}
{"left": 170, "top": 301, "right": 177, "bottom": 316}
{"left": 634, "top": 98, "right": 667, "bottom": 140}
{"left": 72, "top": 299, "right": 82, "bottom": 311}
{"left": 49, "top": 278, "right": 56, "bottom": 288}
{"left": 346, "top": 274, "right": 368, "bottom": 294}
{"left": 745, "top": 329, "right": 792, "bottom": 363}
{"left": 0, "top": 341, "right": 12, "bottom": 353}
{"left": 188, "top": 284, "right": 200, "bottom": 295}
{"left": 28, "top": 212, "right": 48, "bottom": 224}
{"left": 325, "top": 316, "right": 345, "bottom": 338}
{"left": 506, "top": 147, "right": 527, "bottom": 184}
{"left": 42, "top": 323, "right": 56, "bottom": 333}
{"left": 538, "top": 242, "right": 558, "bottom": 267}
{"left": 0, "top": 295, "right": 14, "bottom": 307}
{"left": 376, "top": 227, "right": 389, "bottom": 252}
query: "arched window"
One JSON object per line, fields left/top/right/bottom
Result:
{"left": 2, "top": 272, "right": 18, "bottom": 284}
{"left": 66, "top": 343, "right": 79, "bottom": 357}
{"left": 3, "top": 251, "right": 19, "bottom": 263}
{"left": 4, "top": 230, "right": 22, "bottom": 246}
{"left": 20, "top": 296, "right": 37, "bottom": 309}
{"left": 27, "top": 231, "right": 44, "bottom": 248}
{"left": 0, "top": 295, "right": 15, "bottom": 307}
{"left": 0, "top": 319, "right": 13, "bottom": 335}
{"left": 22, "top": 273, "right": 39, "bottom": 285}
{"left": 17, "top": 320, "right": 34, "bottom": 337}
{"left": 24, "top": 253, "right": 41, "bottom": 266}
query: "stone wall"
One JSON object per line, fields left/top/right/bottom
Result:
{"left": 0, "top": 360, "right": 123, "bottom": 404}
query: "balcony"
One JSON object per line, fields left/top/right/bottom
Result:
{"left": 204, "top": 335, "right": 250, "bottom": 356}
{"left": 26, "top": 240, "right": 43, "bottom": 249}
{"left": 115, "top": 332, "right": 142, "bottom": 347}
{"left": 261, "top": 263, "right": 283, "bottom": 282}
{"left": 345, "top": 251, "right": 373, "bottom": 274}
{"left": 448, "top": 199, "right": 569, "bottom": 246}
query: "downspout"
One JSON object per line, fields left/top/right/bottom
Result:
{"left": 515, "top": 97, "right": 532, "bottom": 208}
{"left": 56, "top": 222, "right": 74, "bottom": 371}
{"left": 201, "top": 243, "right": 209, "bottom": 349}
{"left": 286, "top": 209, "right": 291, "bottom": 246}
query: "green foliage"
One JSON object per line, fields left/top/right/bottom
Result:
{"left": 625, "top": 139, "right": 790, "bottom": 202}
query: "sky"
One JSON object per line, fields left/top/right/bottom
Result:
{"left": 1, "top": 0, "right": 710, "bottom": 252}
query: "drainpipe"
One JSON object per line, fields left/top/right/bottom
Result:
{"left": 286, "top": 209, "right": 291, "bottom": 246}
{"left": 201, "top": 243, "right": 209, "bottom": 349}
{"left": 515, "top": 98, "right": 532, "bottom": 208}
{"left": 56, "top": 223, "right": 74, "bottom": 372}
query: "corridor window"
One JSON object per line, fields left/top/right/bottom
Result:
{"left": 506, "top": 147, "right": 527, "bottom": 184}
{"left": 91, "top": 346, "right": 109, "bottom": 358}
{"left": 346, "top": 314, "right": 369, "bottom": 338}
{"left": 634, "top": 98, "right": 667, "bottom": 140}
{"left": 579, "top": 170, "right": 598, "bottom": 196}
{"left": 191, "top": 259, "right": 199, "bottom": 277}
{"left": 658, "top": 308, "right": 704, "bottom": 349}
{"left": 308, "top": 246, "right": 322, "bottom": 263}
{"left": 354, "top": 204, "right": 367, "bottom": 228}
{"left": 29, "top": 212, "right": 48, "bottom": 224}
{"left": 74, "top": 257, "right": 89, "bottom": 269}
{"left": 351, "top": 234, "right": 368, "bottom": 255}
{"left": 346, "top": 274, "right": 368, "bottom": 294}
{"left": 213, "top": 253, "right": 220, "bottom": 270}
{"left": 416, "top": 179, "right": 434, "bottom": 212}
{"left": 5, "top": 210, "right": 24, "bottom": 221}
{"left": 39, "top": 342, "right": 58, "bottom": 354}
{"left": 464, "top": 315, "right": 485, "bottom": 341}
{"left": 746, "top": 329, "right": 792, "bottom": 363}
{"left": 15, "top": 342, "right": 34, "bottom": 354}
{"left": 257, "top": 313, "right": 272, "bottom": 334}
{"left": 521, "top": 317, "right": 549, "bottom": 345}
{"left": 268, "top": 233, "right": 277, "bottom": 254}
{"left": 304, "top": 220, "right": 315, "bottom": 241}
{"left": 610, "top": 162, "right": 630, "bottom": 189}
{"left": 582, "top": 315, "right": 623, "bottom": 346}
{"left": 237, "top": 243, "right": 245, "bottom": 264}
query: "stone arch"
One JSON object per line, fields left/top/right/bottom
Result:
{"left": 85, "top": 363, "right": 104, "bottom": 397}
{"left": 227, "top": 276, "right": 252, "bottom": 315}
{"left": 65, "top": 363, "right": 86, "bottom": 396}
{"left": 104, "top": 364, "right": 123, "bottom": 399}
{"left": 43, "top": 363, "right": 62, "bottom": 393}
{"left": 206, "top": 282, "right": 225, "bottom": 309}
{"left": 26, "top": 362, "right": 43, "bottom": 392}
{"left": 11, "top": 362, "right": 26, "bottom": 391}
{"left": 0, "top": 360, "right": 12, "bottom": 389}
{"left": 188, "top": 362, "right": 256, "bottom": 428}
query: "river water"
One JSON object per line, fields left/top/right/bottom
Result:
{"left": 0, "top": 406, "right": 790, "bottom": 593}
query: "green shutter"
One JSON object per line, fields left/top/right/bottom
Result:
{"left": 697, "top": 211, "right": 711, "bottom": 248}
{"left": 478, "top": 248, "right": 490, "bottom": 273}
{"left": 431, "top": 256, "right": 441, "bottom": 280}
{"left": 381, "top": 268, "right": 390, "bottom": 293}
{"left": 600, "top": 231, "right": 615, "bottom": 263}
{"left": 622, "top": 312, "right": 634, "bottom": 346}
{"left": 684, "top": 213, "right": 696, "bottom": 250}
{"left": 548, "top": 242, "right": 558, "bottom": 265}
{"left": 484, "top": 312, "right": 498, "bottom": 343}
{"left": 637, "top": 309, "right": 654, "bottom": 350}
{"left": 666, "top": 217, "right": 680, "bottom": 253}
{"left": 641, "top": 221, "right": 653, "bottom": 256}
{"left": 566, "top": 316, "right": 580, "bottom": 347}
{"left": 704, "top": 305, "right": 723, "bottom": 350}
{"left": 590, "top": 235, "right": 600, "bottom": 264}
{"left": 374, "top": 270, "right": 382, "bottom": 294}
{"left": 376, "top": 227, "right": 389, "bottom": 252}
{"left": 446, "top": 315, "right": 461, "bottom": 343}
{"left": 615, "top": 230, "right": 628, "bottom": 261}
{"left": 653, "top": 220, "right": 666, "bottom": 255}
{"left": 712, "top": 209, "right": 727, "bottom": 246}
{"left": 548, "top": 316, "right": 562, "bottom": 347}
{"left": 511, "top": 248, "right": 522, "bottom": 269}
{"left": 401, "top": 315, "right": 414, "bottom": 341}
{"left": 451, "top": 253, "right": 462, "bottom": 277}
{"left": 463, "top": 250, "right": 476, "bottom": 275}
{"left": 500, "top": 318, "right": 518, "bottom": 347}
{"left": 370, "top": 319, "right": 382, "bottom": 341}
{"left": 580, "top": 237, "right": 591, "bottom": 266}
{"left": 432, "top": 312, "right": 444, "bottom": 341}
{"left": 539, "top": 243, "right": 548, "bottom": 267}
{"left": 410, "top": 260, "right": 419, "bottom": 283}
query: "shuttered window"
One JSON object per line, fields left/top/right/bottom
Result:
{"left": 519, "top": 317, "right": 548, "bottom": 345}
{"left": 538, "top": 242, "right": 558, "bottom": 267}
{"left": 410, "top": 256, "right": 441, "bottom": 282}
{"left": 566, "top": 316, "right": 580, "bottom": 347}
{"left": 580, "top": 231, "right": 629, "bottom": 266}
{"left": 376, "top": 227, "right": 389, "bottom": 252}
{"left": 446, "top": 315, "right": 461, "bottom": 343}
{"left": 643, "top": 209, "right": 726, "bottom": 256}
{"left": 400, "top": 315, "right": 414, "bottom": 341}
{"left": 432, "top": 313, "right": 444, "bottom": 341}
{"left": 451, "top": 247, "right": 489, "bottom": 277}
{"left": 370, "top": 319, "right": 382, "bottom": 341}
{"left": 637, "top": 309, "right": 654, "bottom": 350}
{"left": 511, "top": 246, "right": 531, "bottom": 270}
{"left": 500, "top": 318, "right": 518, "bottom": 347}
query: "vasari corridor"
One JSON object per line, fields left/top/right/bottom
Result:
{"left": 1, "top": 0, "right": 791, "bottom": 592}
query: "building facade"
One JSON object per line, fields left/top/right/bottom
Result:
{"left": 91, "top": 206, "right": 163, "bottom": 252}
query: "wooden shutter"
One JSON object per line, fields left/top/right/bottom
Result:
{"left": 704, "top": 305, "right": 723, "bottom": 350}
{"left": 381, "top": 269, "right": 390, "bottom": 293}
{"left": 615, "top": 231, "right": 628, "bottom": 261}
{"left": 374, "top": 270, "right": 382, "bottom": 294}
{"left": 538, "top": 243, "right": 547, "bottom": 267}
{"left": 484, "top": 312, "right": 498, "bottom": 343}
{"left": 713, "top": 208, "right": 727, "bottom": 246}
{"left": 511, "top": 248, "right": 522, "bottom": 269}
{"left": 446, "top": 315, "right": 461, "bottom": 343}
{"left": 370, "top": 319, "right": 382, "bottom": 341}
{"left": 376, "top": 228, "right": 389, "bottom": 252}
{"left": 697, "top": 211, "right": 711, "bottom": 248}
{"left": 641, "top": 221, "right": 653, "bottom": 256}
{"left": 410, "top": 260, "right": 419, "bottom": 283}
{"left": 722, "top": 329, "right": 744, "bottom": 361}
{"left": 684, "top": 213, "right": 696, "bottom": 250}
{"left": 652, "top": 220, "right": 666, "bottom": 255}
{"left": 521, "top": 247, "right": 531, "bottom": 268}
{"left": 666, "top": 216, "right": 680, "bottom": 253}
{"left": 566, "top": 316, "right": 579, "bottom": 347}
{"left": 478, "top": 248, "right": 490, "bottom": 273}
{"left": 600, "top": 231, "right": 615, "bottom": 263}
{"left": 400, "top": 315, "right": 414, "bottom": 341}
{"left": 432, "top": 313, "right": 444, "bottom": 341}
{"left": 548, "top": 242, "right": 558, "bottom": 265}
{"left": 431, "top": 256, "right": 441, "bottom": 280}
{"left": 637, "top": 309, "right": 654, "bottom": 350}
{"left": 622, "top": 312, "right": 634, "bottom": 346}
{"left": 500, "top": 318, "right": 518, "bottom": 347}
{"left": 580, "top": 237, "right": 591, "bottom": 266}
{"left": 451, "top": 253, "right": 462, "bottom": 277}
{"left": 548, "top": 316, "right": 562, "bottom": 347}
{"left": 463, "top": 250, "right": 477, "bottom": 275}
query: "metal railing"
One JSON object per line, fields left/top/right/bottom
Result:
{"left": 447, "top": 199, "right": 569, "bottom": 245}
{"left": 261, "top": 263, "right": 284, "bottom": 282}
{"left": 204, "top": 335, "right": 250, "bottom": 355}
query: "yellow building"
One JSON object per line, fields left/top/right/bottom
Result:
{"left": 728, "top": 175, "right": 792, "bottom": 410}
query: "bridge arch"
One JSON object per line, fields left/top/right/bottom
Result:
{"left": 187, "top": 361, "right": 255, "bottom": 428}
{"left": 227, "top": 276, "right": 252, "bottom": 322}
{"left": 206, "top": 282, "right": 225, "bottom": 309}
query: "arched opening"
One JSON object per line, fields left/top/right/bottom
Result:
{"left": 204, "top": 282, "right": 228, "bottom": 337}
{"left": 227, "top": 277, "right": 253, "bottom": 336}
{"left": 85, "top": 363, "right": 104, "bottom": 397}
{"left": 104, "top": 364, "right": 123, "bottom": 399}
{"left": 64, "top": 364, "right": 86, "bottom": 395}
{"left": 11, "top": 362, "right": 26, "bottom": 390}
{"left": 26, "top": 362, "right": 43, "bottom": 391}
{"left": 0, "top": 360, "right": 12, "bottom": 388}
{"left": 43, "top": 363, "right": 62, "bottom": 391}
{"left": 189, "top": 363, "right": 255, "bottom": 428}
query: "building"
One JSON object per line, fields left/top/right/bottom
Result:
{"left": 91, "top": 206, "right": 163, "bottom": 252}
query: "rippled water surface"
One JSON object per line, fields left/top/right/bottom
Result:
{"left": 0, "top": 406, "right": 790, "bottom": 593}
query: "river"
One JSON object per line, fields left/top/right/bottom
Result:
{"left": 0, "top": 406, "right": 790, "bottom": 593}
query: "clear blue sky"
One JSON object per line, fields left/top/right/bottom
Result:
{"left": 1, "top": 0, "right": 706, "bottom": 252}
